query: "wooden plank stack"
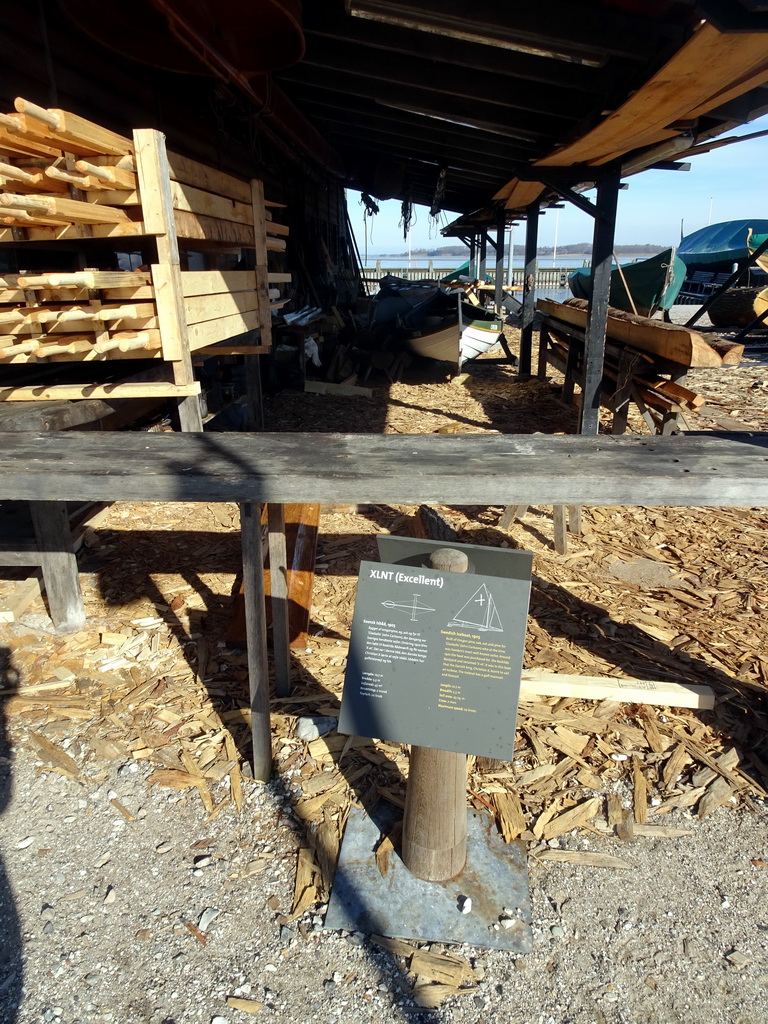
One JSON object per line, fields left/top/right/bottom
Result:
{"left": 0, "top": 97, "right": 290, "bottom": 406}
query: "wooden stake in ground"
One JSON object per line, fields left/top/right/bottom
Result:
{"left": 402, "top": 547, "right": 469, "bottom": 881}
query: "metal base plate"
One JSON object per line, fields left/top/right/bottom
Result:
{"left": 324, "top": 804, "right": 533, "bottom": 951}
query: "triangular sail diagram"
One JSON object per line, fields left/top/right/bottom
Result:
{"left": 448, "top": 583, "right": 503, "bottom": 632}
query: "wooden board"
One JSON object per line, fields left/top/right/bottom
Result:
{"left": 15, "top": 271, "right": 151, "bottom": 291}
{"left": 0, "top": 221, "right": 146, "bottom": 242}
{"left": 497, "top": 24, "right": 768, "bottom": 211}
{"left": 194, "top": 344, "right": 270, "bottom": 356}
{"left": 151, "top": 263, "right": 187, "bottom": 362}
{"left": 0, "top": 193, "right": 132, "bottom": 224}
{"left": 0, "top": 572, "right": 42, "bottom": 623}
{"left": 186, "top": 310, "right": 260, "bottom": 351}
{"left": 0, "top": 315, "right": 158, "bottom": 338}
{"left": 99, "top": 270, "right": 258, "bottom": 303}
{"left": 0, "top": 399, "right": 122, "bottom": 431}
{"left": 520, "top": 670, "right": 714, "bottom": 709}
{"left": 100, "top": 285, "right": 156, "bottom": 301}
{"left": 251, "top": 179, "right": 272, "bottom": 349}
{"left": 0, "top": 125, "right": 61, "bottom": 158}
{"left": 12, "top": 100, "right": 133, "bottom": 156}
{"left": 183, "top": 291, "right": 259, "bottom": 326}
{"left": 165, "top": 150, "right": 253, "bottom": 205}
{"left": 1, "top": 431, "right": 767, "bottom": 506}
{"left": 0, "top": 382, "right": 200, "bottom": 401}
{"left": 180, "top": 270, "right": 256, "bottom": 297}
{"left": 173, "top": 209, "right": 255, "bottom": 247}
{"left": 304, "top": 381, "right": 373, "bottom": 398}
{"left": 170, "top": 181, "right": 253, "bottom": 225}
{"left": 537, "top": 298, "right": 725, "bottom": 368}
{"left": 548, "top": 26, "right": 768, "bottom": 167}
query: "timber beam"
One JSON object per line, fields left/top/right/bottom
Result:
{"left": 302, "top": 11, "right": 613, "bottom": 92}
{"left": 346, "top": 0, "right": 686, "bottom": 66}
{"left": 278, "top": 67, "right": 564, "bottom": 142}
{"left": 2, "top": 432, "right": 768, "bottom": 506}
{"left": 300, "top": 36, "right": 589, "bottom": 120}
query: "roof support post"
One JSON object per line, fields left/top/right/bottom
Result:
{"left": 519, "top": 200, "right": 539, "bottom": 377}
{"left": 581, "top": 170, "right": 620, "bottom": 435}
{"left": 494, "top": 212, "right": 506, "bottom": 313}
{"left": 478, "top": 231, "right": 488, "bottom": 281}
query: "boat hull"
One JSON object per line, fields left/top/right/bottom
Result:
{"left": 568, "top": 247, "right": 685, "bottom": 317}
{"left": 408, "top": 317, "right": 504, "bottom": 367}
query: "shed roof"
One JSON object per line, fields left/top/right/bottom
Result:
{"left": 15, "top": 1, "right": 768, "bottom": 224}
{"left": 272, "top": 1, "right": 768, "bottom": 219}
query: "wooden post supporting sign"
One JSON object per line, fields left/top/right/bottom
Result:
{"left": 402, "top": 547, "right": 469, "bottom": 882}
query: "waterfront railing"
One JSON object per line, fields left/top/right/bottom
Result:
{"left": 360, "top": 262, "right": 586, "bottom": 290}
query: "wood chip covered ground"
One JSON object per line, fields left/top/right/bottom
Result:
{"left": 2, "top": 328, "right": 768, "bottom": 1007}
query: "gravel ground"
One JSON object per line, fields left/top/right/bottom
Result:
{"left": 2, "top": 728, "right": 767, "bottom": 1024}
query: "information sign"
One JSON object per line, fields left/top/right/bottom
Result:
{"left": 338, "top": 540, "right": 533, "bottom": 759}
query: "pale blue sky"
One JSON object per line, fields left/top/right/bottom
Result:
{"left": 347, "top": 113, "right": 768, "bottom": 256}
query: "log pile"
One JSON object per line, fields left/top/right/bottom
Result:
{"left": 543, "top": 324, "right": 705, "bottom": 429}
{"left": 537, "top": 297, "right": 743, "bottom": 368}
{"left": 536, "top": 297, "right": 744, "bottom": 432}
{"left": 0, "top": 97, "right": 288, "bottom": 250}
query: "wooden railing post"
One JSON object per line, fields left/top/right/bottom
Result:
{"left": 402, "top": 547, "right": 469, "bottom": 881}
{"left": 241, "top": 501, "right": 273, "bottom": 782}
{"left": 267, "top": 502, "right": 291, "bottom": 698}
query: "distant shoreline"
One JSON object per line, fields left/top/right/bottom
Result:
{"left": 371, "top": 250, "right": 666, "bottom": 260}
{"left": 364, "top": 251, "right": 660, "bottom": 262}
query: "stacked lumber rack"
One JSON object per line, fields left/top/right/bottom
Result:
{"left": 536, "top": 298, "right": 743, "bottom": 435}
{"left": 0, "top": 97, "right": 290, "bottom": 429}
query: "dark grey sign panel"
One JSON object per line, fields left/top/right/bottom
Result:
{"left": 338, "top": 545, "right": 532, "bottom": 759}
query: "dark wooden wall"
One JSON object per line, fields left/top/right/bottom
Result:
{"left": 0, "top": 1, "right": 358, "bottom": 307}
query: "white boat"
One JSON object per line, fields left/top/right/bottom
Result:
{"left": 370, "top": 276, "right": 506, "bottom": 371}
{"left": 408, "top": 313, "right": 505, "bottom": 369}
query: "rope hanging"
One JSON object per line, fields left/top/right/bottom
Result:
{"left": 430, "top": 167, "right": 447, "bottom": 219}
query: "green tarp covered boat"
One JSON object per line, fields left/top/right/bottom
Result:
{"left": 678, "top": 220, "right": 768, "bottom": 268}
{"left": 568, "top": 247, "right": 686, "bottom": 317}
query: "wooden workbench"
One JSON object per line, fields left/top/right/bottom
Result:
{"left": 2, "top": 429, "right": 768, "bottom": 780}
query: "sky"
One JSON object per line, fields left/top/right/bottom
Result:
{"left": 346, "top": 113, "right": 768, "bottom": 257}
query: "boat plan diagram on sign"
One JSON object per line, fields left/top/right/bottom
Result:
{"left": 338, "top": 556, "right": 533, "bottom": 759}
